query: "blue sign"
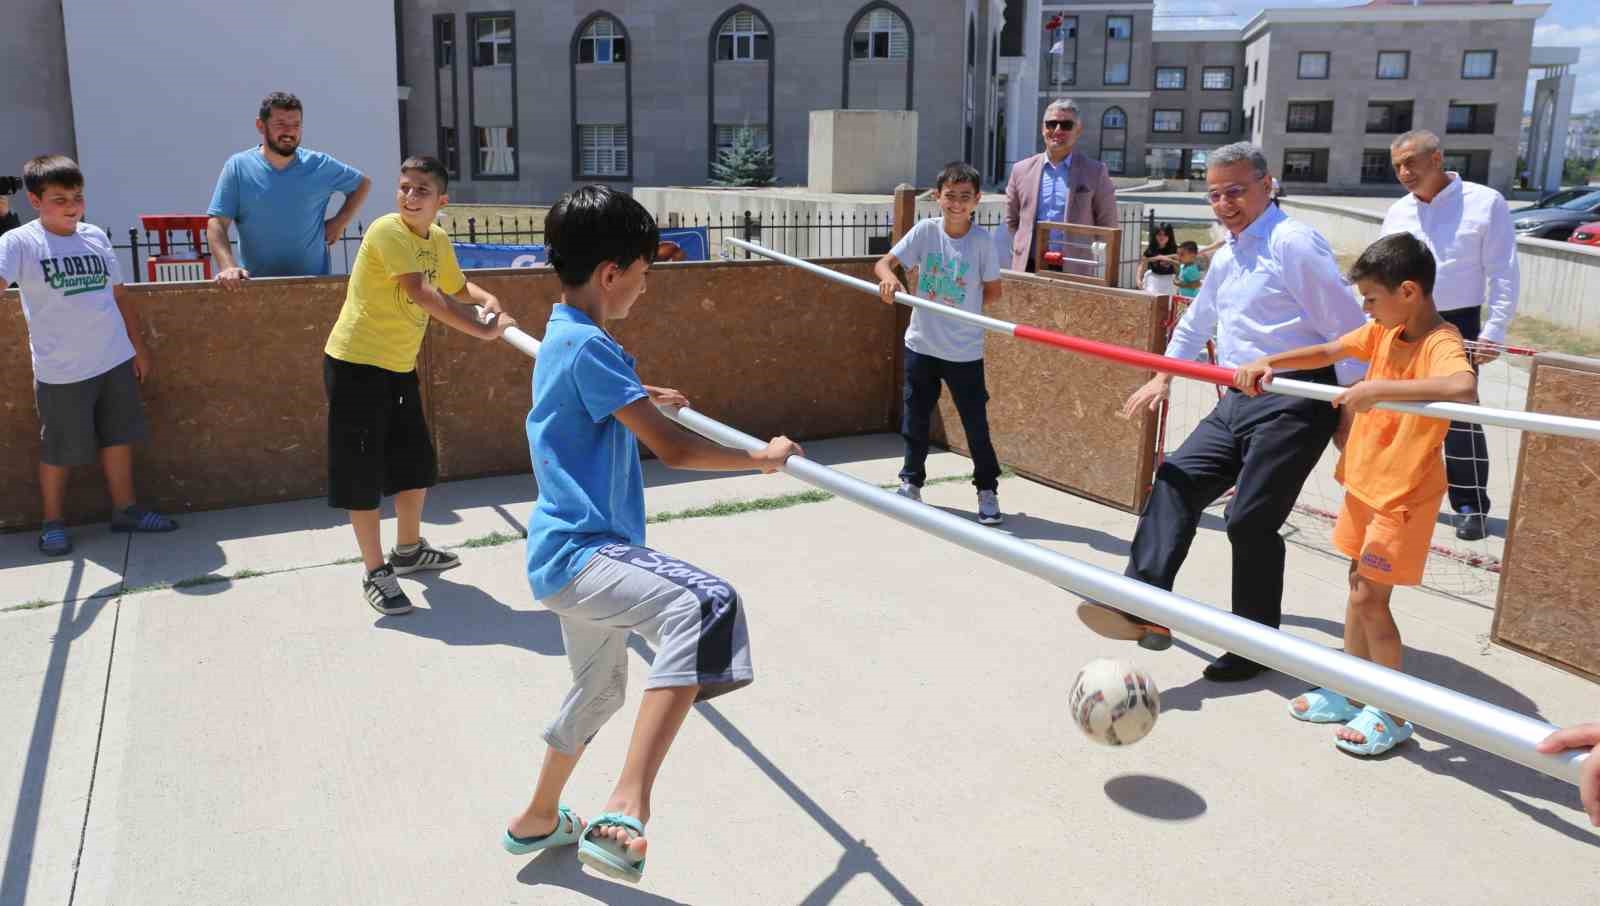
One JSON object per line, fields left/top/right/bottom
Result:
{"left": 453, "top": 226, "right": 710, "bottom": 270}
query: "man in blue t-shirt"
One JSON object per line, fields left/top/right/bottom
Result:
{"left": 205, "top": 91, "right": 371, "bottom": 287}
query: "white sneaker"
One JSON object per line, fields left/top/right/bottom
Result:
{"left": 977, "top": 490, "right": 1003, "bottom": 525}
{"left": 897, "top": 481, "right": 922, "bottom": 502}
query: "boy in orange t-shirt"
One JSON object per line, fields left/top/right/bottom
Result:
{"left": 1233, "top": 232, "right": 1476, "bottom": 757}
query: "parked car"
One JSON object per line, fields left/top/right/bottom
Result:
{"left": 1511, "top": 191, "right": 1600, "bottom": 241}
{"left": 1520, "top": 186, "right": 1600, "bottom": 211}
{"left": 1569, "top": 222, "right": 1600, "bottom": 247}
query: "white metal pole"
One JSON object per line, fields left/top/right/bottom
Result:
{"left": 722, "top": 237, "right": 1600, "bottom": 443}
{"left": 501, "top": 324, "right": 1585, "bottom": 788}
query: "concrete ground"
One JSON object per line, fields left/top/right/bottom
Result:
{"left": 2, "top": 435, "right": 1596, "bottom": 906}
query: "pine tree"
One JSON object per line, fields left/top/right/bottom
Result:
{"left": 710, "top": 127, "right": 776, "bottom": 187}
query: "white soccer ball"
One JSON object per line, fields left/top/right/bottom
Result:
{"left": 1068, "top": 658, "right": 1161, "bottom": 746}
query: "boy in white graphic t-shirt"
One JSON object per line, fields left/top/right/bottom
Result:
{"left": 0, "top": 155, "right": 177, "bottom": 557}
{"left": 873, "top": 162, "right": 1005, "bottom": 525}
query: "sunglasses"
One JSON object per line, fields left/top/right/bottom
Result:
{"left": 1043, "top": 120, "right": 1077, "bottom": 131}
{"left": 1206, "top": 183, "right": 1254, "bottom": 205}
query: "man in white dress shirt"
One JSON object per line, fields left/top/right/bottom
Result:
{"left": 1381, "top": 130, "right": 1519, "bottom": 541}
{"left": 1091, "top": 142, "right": 1367, "bottom": 682}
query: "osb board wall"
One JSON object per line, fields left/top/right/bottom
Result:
{"left": 1493, "top": 353, "right": 1600, "bottom": 682}
{"left": 425, "top": 259, "right": 899, "bottom": 481}
{"left": 0, "top": 259, "right": 896, "bottom": 530}
{"left": 930, "top": 273, "right": 1164, "bottom": 512}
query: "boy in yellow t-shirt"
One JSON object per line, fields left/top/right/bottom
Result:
{"left": 323, "top": 155, "right": 516, "bottom": 616}
{"left": 1232, "top": 232, "right": 1476, "bottom": 757}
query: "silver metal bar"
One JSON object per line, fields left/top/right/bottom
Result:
{"left": 723, "top": 237, "right": 1600, "bottom": 443}
{"left": 501, "top": 324, "right": 1584, "bottom": 788}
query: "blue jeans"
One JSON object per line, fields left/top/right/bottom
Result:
{"left": 899, "top": 348, "right": 1001, "bottom": 491}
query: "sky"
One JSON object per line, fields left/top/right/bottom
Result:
{"left": 1152, "top": 0, "right": 1600, "bottom": 116}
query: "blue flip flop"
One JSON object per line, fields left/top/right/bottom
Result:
{"left": 577, "top": 811, "right": 646, "bottom": 884}
{"left": 38, "top": 521, "right": 72, "bottom": 557}
{"left": 1288, "top": 687, "right": 1361, "bottom": 724}
{"left": 1335, "top": 705, "right": 1413, "bottom": 757}
{"left": 502, "top": 805, "right": 584, "bottom": 855}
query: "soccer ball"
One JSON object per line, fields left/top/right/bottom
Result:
{"left": 1068, "top": 658, "right": 1160, "bottom": 746}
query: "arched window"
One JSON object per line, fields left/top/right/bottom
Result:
{"left": 709, "top": 7, "right": 776, "bottom": 175}
{"left": 717, "top": 10, "right": 770, "bottom": 61}
{"left": 578, "top": 16, "right": 626, "bottom": 63}
{"left": 1100, "top": 106, "right": 1126, "bottom": 175}
{"left": 843, "top": 3, "right": 914, "bottom": 110}
{"left": 572, "top": 13, "right": 633, "bottom": 180}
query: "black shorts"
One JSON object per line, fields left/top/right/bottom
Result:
{"left": 323, "top": 355, "right": 437, "bottom": 511}
{"left": 34, "top": 358, "right": 149, "bottom": 467}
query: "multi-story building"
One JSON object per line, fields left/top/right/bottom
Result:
{"left": 997, "top": 0, "right": 1578, "bottom": 193}
{"left": 397, "top": 1, "right": 1009, "bottom": 203}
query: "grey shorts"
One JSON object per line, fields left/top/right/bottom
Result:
{"left": 539, "top": 542, "right": 754, "bottom": 756}
{"left": 33, "top": 358, "right": 148, "bottom": 467}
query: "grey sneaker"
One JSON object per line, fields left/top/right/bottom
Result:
{"left": 896, "top": 481, "right": 922, "bottom": 502}
{"left": 363, "top": 565, "right": 413, "bottom": 615}
{"left": 388, "top": 537, "right": 460, "bottom": 575}
{"left": 977, "top": 490, "right": 1003, "bottom": 525}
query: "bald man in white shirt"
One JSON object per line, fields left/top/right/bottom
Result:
{"left": 1381, "top": 130, "right": 1520, "bottom": 541}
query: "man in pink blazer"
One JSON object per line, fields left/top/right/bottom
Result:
{"left": 1005, "top": 98, "right": 1119, "bottom": 273}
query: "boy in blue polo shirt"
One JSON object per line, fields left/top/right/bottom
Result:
{"left": 502, "top": 185, "right": 801, "bottom": 883}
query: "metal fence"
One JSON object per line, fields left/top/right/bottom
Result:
{"left": 106, "top": 207, "right": 1220, "bottom": 285}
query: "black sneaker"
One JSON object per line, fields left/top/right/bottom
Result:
{"left": 388, "top": 537, "right": 461, "bottom": 575}
{"left": 363, "top": 565, "right": 413, "bottom": 615}
{"left": 1453, "top": 508, "right": 1487, "bottom": 541}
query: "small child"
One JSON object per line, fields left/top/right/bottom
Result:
{"left": 322, "top": 155, "right": 515, "bottom": 615}
{"left": 0, "top": 155, "right": 177, "bottom": 556}
{"left": 507, "top": 185, "right": 800, "bottom": 882}
{"left": 1233, "top": 232, "right": 1476, "bottom": 756}
{"left": 874, "top": 162, "right": 1005, "bottom": 524}
{"left": 1173, "top": 241, "right": 1204, "bottom": 300}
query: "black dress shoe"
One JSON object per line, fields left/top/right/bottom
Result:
{"left": 1453, "top": 509, "right": 1487, "bottom": 541}
{"left": 1203, "top": 653, "right": 1267, "bottom": 682}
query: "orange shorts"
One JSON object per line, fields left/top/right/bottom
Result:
{"left": 1332, "top": 494, "right": 1438, "bottom": 587}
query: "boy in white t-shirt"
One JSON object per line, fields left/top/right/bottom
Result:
{"left": 0, "top": 155, "right": 177, "bottom": 557}
{"left": 873, "top": 162, "right": 1005, "bottom": 524}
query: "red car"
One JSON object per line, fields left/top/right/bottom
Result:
{"left": 1569, "top": 222, "right": 1600, "bottom": 246}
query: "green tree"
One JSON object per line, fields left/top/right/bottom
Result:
{"left": 710, "top": 127, "right": 776, "bottom": 187}
{"left": 1563, "top": 155, "right": 1599, "bottom": 187}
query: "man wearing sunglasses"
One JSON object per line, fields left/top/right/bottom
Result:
{"left": 1004, "top": 98, "right": 1118, "bottom": 273}
{"left": 1083, "top": 142, "right": 1366, "bottom": 683}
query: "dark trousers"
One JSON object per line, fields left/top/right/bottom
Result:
{"left": 1438, "top": 306, "right": 1491, "bottom": 514}
{"left": 900, "top": 348, "right": 1002, "bottom": 491}
{"left": 1125, "top": 367, "right": 1339, "bottom": 629}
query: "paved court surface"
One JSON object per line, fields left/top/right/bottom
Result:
{"left": 2, "top": 435, "right": 1596, "bottom": 906}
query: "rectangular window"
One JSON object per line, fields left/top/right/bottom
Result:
{"left": 1252, "top": 60, "right": 1259, "bottom": 83}
{"left": 1287, "top": 101, "right": 1333, "bottom": 133}
{"left": 1283, "top": 148, "right": 1328, "bottom": 182}
{"left": 1045, "top": 16, "right": 1076, "bottom": 85}
{"left": 468, "top": 12, "right": 516, "bottom": 180}
{"left": 1461, "top": 50, "right": 1496, "bottom": 79}
{"left": 474, "top": 15, "right": 512, "bottom": 67}
{"left": 434, "top": 15, "right": 460, "bottom": 178}
{"left": 1199, "top": 111, "right": 1230, "bottom": 134}
{"left": 1152, "top": 109, "right": 1183, "bottom": 133}
{"left": 1298, "top": 51, "right": 1329, "bottom": 79}
{"left": 1361, "top": 150, "right": 1397, "bottom": 184}
{"left": 1156, "top": 67, "right": 1186, "bottom": 90}
{"left": 852, "top": 9, "right": 909, "bottom": 59}
{"left": 579, "top": 18, "right": 626, "bottom": 64}
{"left": 476, "top": 126, "right": 515, "bottom": 175}
{"left": 1201, "top": 66, "right": 1233, "bottom": 90}
{"left": 1447, "top": 103, "right": 1496, "bottom": 135}
{"left": 716, "top": 124, "right": 770, "bottom": 153}
{"left": 717, "top": 12, "right": 771, "bottom": 61}
{"left": 1376, "top": 51, "right": 1408, "bottom": 80}
{"left": 1104, "top": 16, "right": 1132, "bottom": 85}
{"left": 1365, "top": 101, "right": 1413, "bottom": 134}
{"left": 1101, "top": 149, "right": 1124, "bottom": 174}
{"left": 580, "top": 124, "right": 629, "bottom": 176}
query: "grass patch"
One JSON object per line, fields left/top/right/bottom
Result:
{"left": 332, "top": 556, "right": 363, "bottom": 565}
{"left": 121, "top": 581, "right": 172, "bottom": 595}
{"left": 1506, "top": 314, "right": 1600, "bottom": 360}
{"left": 230, "top": 568, "right": 266, "bottom": 580}
{"left": 648, "top": 490, "right": 835, "bottom": 524}
{"left": 453, "top": 530, "right": 526, "bottom": 549}
{"left": 1, "top": 598, "right": 58, "bottom": 613}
